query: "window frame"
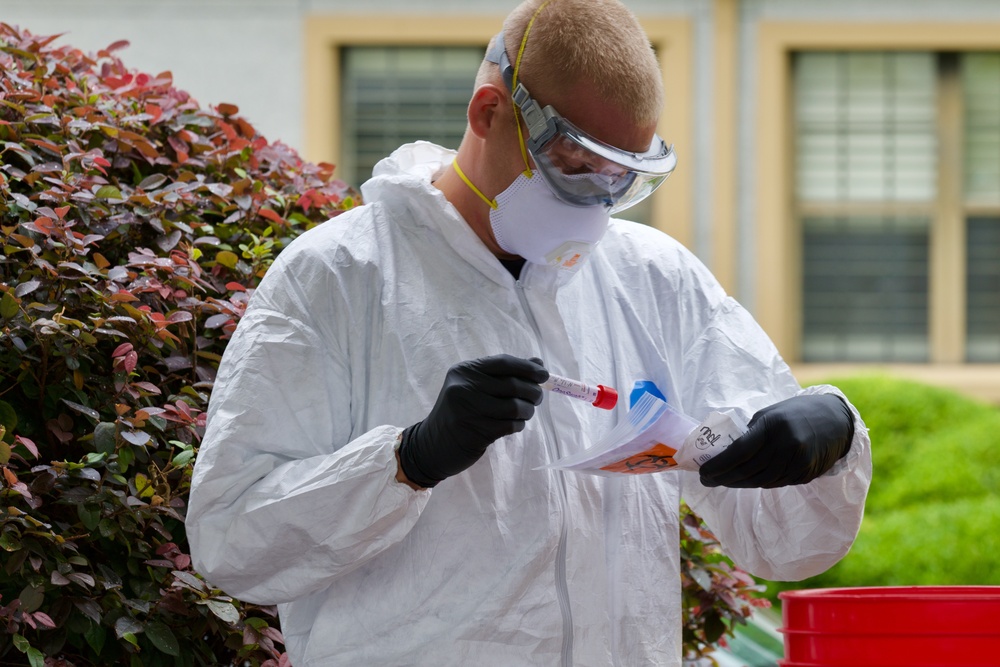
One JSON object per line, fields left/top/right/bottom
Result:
{"left": 755, "top": 21, "right": 1000, "bottom": 401}
{"left": 301, "top": 14, "right": 694, "bottom": 244}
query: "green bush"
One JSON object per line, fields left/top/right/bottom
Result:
{"left": 765, "top": 374, "right": 1000, "bottom": 598}
{"left": 0, "top": 23, "right": 355, "bottom": 666}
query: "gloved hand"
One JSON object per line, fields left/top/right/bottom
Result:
{"left": 698, "top": 393, "right": 855, "bottom": 489}
{"left": 398, "top": 355, "right": 548, "bottom": 488}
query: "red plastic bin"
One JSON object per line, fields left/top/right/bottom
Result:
{"left": 778, "top": 586, "right": 1000, "bottom": 666}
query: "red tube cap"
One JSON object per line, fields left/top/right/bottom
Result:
{"left": 592, "top": 385, "right": 618, "bottom": 410}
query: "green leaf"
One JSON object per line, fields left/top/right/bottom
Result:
{"left": 145, "top": 621, "right": 180, "bottom": 656}
{"left": 12, "top": 634, "right": 29, "bottom": 652}
{"left": 83, "top": 451, "right": 108, "bottom": 465}
{"left": 62, "top": 399, "right": 100, "bottom": 422}
{"left": 114, "top": 615, "right": 143, "bottom": 640}
{"left": 204, "top": 598, "right": 240, "bottom": 624}
{"left": 95, "top": 422, "right": 117, "bottom": 455}
{"left": 26, "top": 648, "right": 44, "bottom": 667}
{"left": 135, "top": 472, "right": 154, "bottom": 498}
{"left": 1, "top": 528, "right": 22, "bottom": 552}
{"left": 0, "top": 400, "right": 17, "bottom": 431}
{"left": 18, "top": 584, "right": 44, "bottom": 613}
{"left": 85, "top": 622, "right": 107, "bottom": 655}
{"left": 78, "top": 504, "right": 101, "bottom": 531}
{"left": 95, "top": 185, "right": 123, "bottom": 200}
{"left": 1, "top": 291, "right": 19, "bottom": 318}
{"left": 118, "top": 445, "right": 134, "bottom": 470}
{"left": 703, "top": 610, "right": 728, "bottom": 644}
{"left": 0, "top": 440, "right": 10, "bottom": 465}
{"left": 171, "top": 449, "right": 194, "bottom": 467}
{"left": 215, "top": 250, "right": 239, "bottom": 269}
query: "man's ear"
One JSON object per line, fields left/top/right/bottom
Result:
{"left": 467, "top": 84, "right": 507, "bottom": 140}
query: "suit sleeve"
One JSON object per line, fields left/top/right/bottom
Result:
{"left": 678, "top": 297, "right": 872, "bottom": 581}
{"left": 187, "top": 247, "right": 430, "bottom": 605}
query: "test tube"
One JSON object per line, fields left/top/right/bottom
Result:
{"left": 541, "top": 373, "right": 618, "bottom": 410}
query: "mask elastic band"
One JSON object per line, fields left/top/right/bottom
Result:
{"left": 452, "top": 160, "right": 498, "bottom": 210}
{"left": 511, "top": 0, "right": 552, "bottom": 177}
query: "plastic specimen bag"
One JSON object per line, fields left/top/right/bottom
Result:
{"left": 543, "top": 381, "right": 746, "bottom": 476}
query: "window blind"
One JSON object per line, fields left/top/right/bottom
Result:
{"left": 963, "top": 54, "right": 1000, "bottom": 206}
{"left": 341, "top": 46, "right": 484, "bottom": 189}
{"left": 795, "top": 52, "right": 937, "bottom": 203}
{"left": 802, "top": 216, "right": 929, "bottom": 361}
{"left": 966, "top": 217, "right": 1000, "bottom": 362}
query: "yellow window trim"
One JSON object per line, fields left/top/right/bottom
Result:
{"left": 302, "top": 14, "right": 693, "bottom": 245}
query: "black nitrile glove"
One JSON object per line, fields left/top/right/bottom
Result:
{"left": 698, "top": 393, "right": 855, "bottom": 489}
{"left": 398, "top": 355, "right": 548, "bottom": 488}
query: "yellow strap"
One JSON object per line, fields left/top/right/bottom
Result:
{"left": 452, "top": 160, "right": 498, "bottom": 210}
{"left": 511, "top": 0, "right": 553, "bottom": 177}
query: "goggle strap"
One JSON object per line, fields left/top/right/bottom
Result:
{"left": 452, "top": 160, "right": 498, "bottom": 210}
{"left": 511, "top": 0, "right": 552, "bottom": 177}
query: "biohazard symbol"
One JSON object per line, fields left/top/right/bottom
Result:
{"left": 600, "top": 443, "right": 679, "bottom": 474}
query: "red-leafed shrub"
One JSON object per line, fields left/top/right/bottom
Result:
{"left": 679, "top": 502, "right": 772, "bottom": 663}
{"left": 0, "top": 23, "right": 355, "bottom": 666}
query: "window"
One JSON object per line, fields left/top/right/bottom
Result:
{"left": 794, "top": 51, "right": 1000, "bottom": 363}
{"left": 340, "top": 46, "right": 484, "bottom": 189}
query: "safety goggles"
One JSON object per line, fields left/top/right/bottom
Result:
{"left": 485, "top": 32, "right": 677, "bottom": 213}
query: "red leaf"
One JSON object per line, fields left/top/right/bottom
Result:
{"left": 31, "top": 611, "right": 57, "bottom": 629}
{"left": 156, "top": 542, "right": 179, "bottom": 556}
{"left": 123, "top": 350, "right": 138, "bottom": 373}
{"left": 54, "top": 205, "right": 70, "bottom": 219}
{"left": 258, "top": 208, "right": 284, "bottom": 225}
{"left": 112, "top": 342, "right": 133, "bottom": 358}
{"left": 26, "top": 137, "right": 62, "bottom": 154}
{"left": 298, "top": 192, "right": 313, "bottom": 212}
{"left": 104, "top": 39, "right": 130, "bottom": 54}
{"left": 145, "top": 103, "right": 162, "bottom": 122}
{"left": 217, "top": 103, "right": 239, "bottom": 116}
{"left": 225, "top": 282, "right": 246, "bottom": 292}
{"left": 218, "top": 120, "right": 238, "bottom": 141}
{"left": 14, "top": 436, "right": 39, "bottom": 459}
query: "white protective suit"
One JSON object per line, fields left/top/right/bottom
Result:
{"left": 187, "top": 142, "right": 872, "bottom": 667}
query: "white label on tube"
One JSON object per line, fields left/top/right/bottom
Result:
{"left": 541, "top": 375, "right": 599, "bottom": 403}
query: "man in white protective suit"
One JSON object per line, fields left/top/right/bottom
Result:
{"left": 187, "top": 0, "right": 872, "bottom": 665}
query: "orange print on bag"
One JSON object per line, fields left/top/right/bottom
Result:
{"left": 599, "top": 443, "right": 679, "bottom": 474}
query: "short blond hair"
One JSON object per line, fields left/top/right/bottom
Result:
{"left": 494, "top": 0, "right": 664, "bottom": 126}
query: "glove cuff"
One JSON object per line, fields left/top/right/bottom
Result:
{"left": 398, "top": 422, "right": 442, "bottom": 489}
{"left": 834, "top": 395, "right": 855, "bottom": 460}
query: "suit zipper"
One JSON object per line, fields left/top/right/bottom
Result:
{"left": 515, "top": 279, "right": 574, "bottom": 667}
